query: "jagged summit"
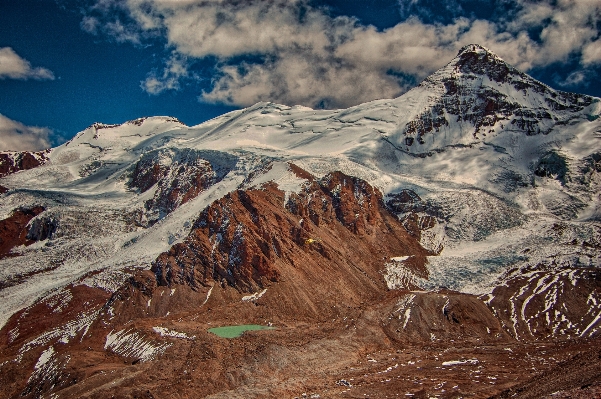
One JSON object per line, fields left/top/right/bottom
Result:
{"left": 447, "top": 43, "right": 541, "bottom": 91}
{"left": 422, "top": 43, "right": 513, "bottom": 85}
{"left": 454, "top": 43, "right": 508, "bottom": 67}
{"left": 457, "top": 43, "right": 491, "bottom": 54}
{"left": 452, "top": 43, "right": 519, "bottom": 80}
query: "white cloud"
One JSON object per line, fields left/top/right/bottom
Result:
{"left": 0, "top": 114, "right": 52, "bottom": 151}
{"left": 83, "top": 0, "right": 601, "bottom": 108}
{"left": 556, "top": 70, "right": 588, "bottom": 87}
{"left": 201, "top": 54, "right": 409, "bottom": 108}
{"left": 507, "top": 0, "right": 601, "bottom": 66}
{"left": 80, "top": 15, "right": 101, "bottom": 34}
{"left": 141, "top": 54, "right": 190, "bottom": 94}
{"left": 582, "top": 40, "right": 601, "bottom": 65}
{"left": 0, "top": 47, "right": 55, "bottom": 80}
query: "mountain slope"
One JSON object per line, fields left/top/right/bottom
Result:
{"left": 0, "top": 44, "right": 600, "bottom": 398}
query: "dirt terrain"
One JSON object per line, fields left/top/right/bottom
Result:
{"left": 2, "top": 277, "right": 600, "bottom": 399}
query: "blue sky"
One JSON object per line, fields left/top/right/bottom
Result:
{"left": 1, "top": 0, "right": 601, "bottom": 151}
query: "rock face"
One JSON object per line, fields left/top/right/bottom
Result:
{"left": 0, "top": 150, "right": 49, "bottom": 178}
{"left": 153, "top": 168, "right": 428, "bottom": 301}
{"left": 486, "top": 264, "right": 601, "bottom": 340}
{"left": 0, "top": 206, "right": 45, "bottom": 259}
{"left": 25, "top": 213, "right": 60, "bottom": 242}
{"left": 0, "top": 285, "right": 111, "bottom": 399}
{"left": 385, "top": 189, "right": 445, "bottom": 254}
{"left": 382, "top": 290, "right": 512, "bottom": 344}
{"left": 129, "top": 148, "right": 237, "bottom": 224}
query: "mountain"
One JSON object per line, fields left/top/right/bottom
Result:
{"left": 1, "top": 45, "right": 601, "bottom": 398}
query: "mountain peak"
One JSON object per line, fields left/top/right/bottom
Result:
{"left": 397, "top": 43, "right": 595, "bottom": 149}
{"left": 456, "top": 43, "right": 494, "bottom": 56}
{"left": 451, "top": 43, "right": 516, "bottom": 82}
{"left": 419, "top": 43, "right": 517, "bottom": 90}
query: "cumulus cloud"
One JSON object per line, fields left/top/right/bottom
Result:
{"left": 82, "top": 0, "right": 601, "bottom": 108}
{"left": 0, "top": 114, "right": 52, "bottom": 151}
{"left": 0, "top": 47, "right": 55, "bottom": 80}
{"left": 506, "top": 0, "right": 601, "bottom": 66}
{"left": 201, "top": 54, "right": 409, "bottom": 108}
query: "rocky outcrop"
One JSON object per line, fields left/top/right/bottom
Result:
{"left": 382, "top": 290, "right": 511, "bottom": 344}
{"left": 535, "top": 151, "right": 569, "bottom": 184}
{"left": 0, "top": 206, "right": 45, "bottom": 258}
{"left": 0, "top": 285, "right": 111, "bottom": 399}
{"left": 152, "top": 168, "right": 428, "bottom": 298}
{"left": 129, "top": 149, "right": 237, "bottom": 224}
{"left": 26, "top": 213, "right": 60, "bottom": 242}
{"left": 0, "top": 150, "right": 49, "bottom": 178}
{"left": 485, "top": 264, "right": 601, "bottom": 341}
{"left": 386, "top": 189, "right": 445, "bottom": 254}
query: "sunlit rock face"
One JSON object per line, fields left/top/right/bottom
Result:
{"left": 152, "top": 167, "right": 427, "bottom": 294}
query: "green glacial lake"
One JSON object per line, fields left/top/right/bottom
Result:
{"left": 208, "top": 325, "right": 275, "bottom": 338}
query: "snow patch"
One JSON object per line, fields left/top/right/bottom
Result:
{"left": 105, "top": 329, "right": 171, "bottom": 362}
{"left": 26, "top": 345, "right": 68, "bottom": 391}
{"left": 442, "top": 359, "right": 479, "bottom": 366}
{"left": 152, "top": 326, "right": 195, "bottom": 340}
{"left": 34, "top": 346, "right": 55, "bottom": 370}
{"left": 249, "top": 161, "right": 307, "bottom": 193}
{"left": 18, "top": 310, "right": 101, "bottom": 360}
{"left": 242, "top": 288, "right": 267, "bottom": 302}
{"left": 384, "top": 257, "right": 423, "bottom": 290}
{"left": 202, "top": 285, "right": 213, "bottom": 305}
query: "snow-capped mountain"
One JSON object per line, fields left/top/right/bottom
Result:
{"left": 1, "top": 44, "right": 600, "bottom": 398}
